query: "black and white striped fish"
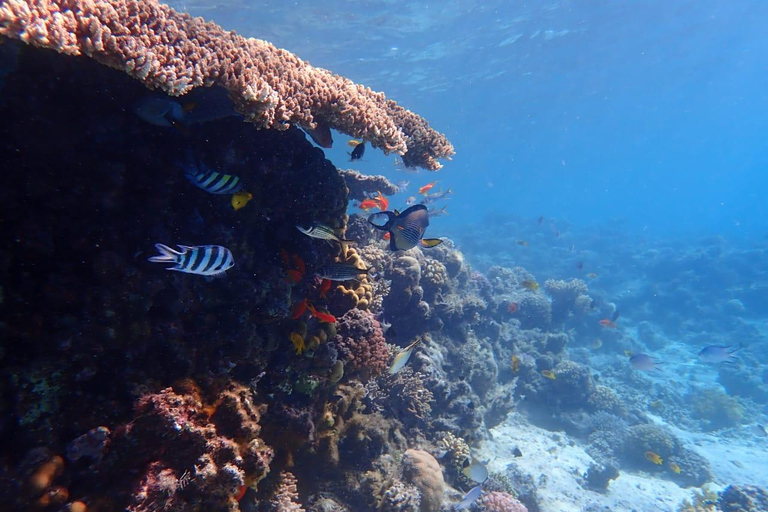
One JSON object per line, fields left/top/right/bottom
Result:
{"left": 368, "top": 204, "right": 443, "bottom": 251}
{"left": 296, "top": 224, "right": 354, "bottom": 246}
{"left": 148, "top": 244, "right": 234, "bottom": 276}
{"left": 314, "top": 263, "right": 370, "bottom": 282}
{"left": 184, "top": 161, "right": 243, "bottom": 195}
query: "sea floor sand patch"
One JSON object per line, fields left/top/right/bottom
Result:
{"left": 479, "top": 414, "right": 701, "bottom": 512}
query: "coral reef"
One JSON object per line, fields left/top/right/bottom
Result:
{"left": 270, "top": 472, "right": 305, "bottom": 512}
{"left": 478, "top": 491, "right": 529, "bottom": 512}
{"left": 338, "top": 170, "right": 398, "bottom": 202}
{"left": 332, "top": 309, "right": 390, "bottom": 379}
{"left": 0, "top": 0, "right": 453, "bottom": 169}
{"left": 718, "top": 484, "right": 768, "bottom": 512}
{"left": 687, "top": 387, "right": 744, "bottom": 431}
{"left": 543, "top": 279, "right": 591, "bottom": 326}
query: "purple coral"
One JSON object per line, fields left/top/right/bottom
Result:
{"left": 332, "top": 309, "right": 390, "bottom": 378}
{"left": 478, "top": 491, "right": 529, "bottom": 512}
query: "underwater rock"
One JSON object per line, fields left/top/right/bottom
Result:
{"left": 583, "top": 461, "right": 620, "bottom": 493}
{"left": 718, "top": 484, "right": 768, "bottom": 512}
{"left": 339, "top": 170, "right": 398, "bottom": 202}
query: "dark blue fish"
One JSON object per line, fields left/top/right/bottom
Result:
{"left": 368, "top": 204, "right": 443, "bottom": 251}
{"left": 350, "top": 141, "right": 365, "bottom": 161}
{"left": 134, "top": 97, "right": 184, "bottom": 127}
{"left": 183, "top": 161, "right": 244, "bottom": 195}
{"left": 148, "top": 244, "right": 234, "bottom": 276}
{"left": 698, "top": 345, "right": 740, "bottom": 364}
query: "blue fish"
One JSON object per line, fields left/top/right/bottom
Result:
{"left": 698, "top": 345, "right": 740, "bottom": 364}
{"left": 183, "top": 160, "right": 244, "bottom": 195}
{"left": 453, "top": 485, "right": 483, "bottom": 510}
{"left": 134, "top": 97, "right": 185, "bottom": 127}
{"left": 368, "top": 204, "right": 443, "bottom": 251}
{"left": 148, "top": 244, "right": 234, "bottom": 276}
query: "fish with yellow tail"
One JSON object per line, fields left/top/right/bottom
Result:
{"left": 388, "top": 337, "right": 422, "bottom": 375}
{"left": 645, "top": 451, "right": 663, "bottom": 465}
{"left": 541, "top": 370, "right": 556, "bottom": 380}
{"left": 668, "top": 461, "right": 681, "bottom": 474}
{"left": 368, "top": 204, "right": 444, "bottom": 251}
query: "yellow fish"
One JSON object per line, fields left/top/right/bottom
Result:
{"left": 231, "top": 190, "right": 253, "bottom": 211}
{"left": 388, "top": 337, "right": 422, "bottom": 375}
{"left": 624, "top": 350, "right": 635, "bottom": 358}
{"left": 649, "top": 400, "right": 662, "bottom": 409}
{"left": 541, "top": 370, "right": 556, "bottom": 380}
{"left": 645, "top": 451, "right": 663, "bottom": 465}
{"left": 591, "top": 339, "right": 603, "bottom": 350}
{"left": 521, "top": 280, "right": 539, "bottom": 291}
{"left": 290, "top": 332, "right": 305, "bottom": 355}
{"left": 347, "top": 139, "right": 363, "bottom": 147}
{"left": 511, "top": 355, "right": 520, "bottom": 373}
{"left": 668, "top": 462, "right": 681, "bottom": 474}
{"left": 586, "top": 273, "right": 598, "bottom": 279}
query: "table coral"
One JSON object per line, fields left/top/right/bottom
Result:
{"left": 338, "top": 170, "right": 398, "bottom": 202}
{"left": 0, "top": 0, "right": 454, "bottom": 170}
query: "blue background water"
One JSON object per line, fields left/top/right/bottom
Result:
{"left": 167, "top": 0, "right": 768, "bottom": 239}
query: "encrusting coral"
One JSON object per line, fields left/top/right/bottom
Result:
{"left": 0, "top": 0, "right": 453, "bottom": 169}
{"left": 478, "top": 491, "right": 529, "bottom": 512}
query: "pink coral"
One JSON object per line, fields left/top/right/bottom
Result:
{"left": 270, "top": 471, "right": 305, "bottom": 512}
{"left": 332, "top": 309, "right": 390, "bottom": 378}
{"left": 478, "top": 491, "right": 529, "bottom": 512}
{"left": 0, "top": 0, "right": 453, "bottom": 169}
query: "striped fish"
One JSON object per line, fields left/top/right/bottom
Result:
{"left": 368, "top": 204, "right": 443, "bottom": 251}
{"left": 148, "top": 244, "right": 234, "bottom": 276}
{"left": 184, "top": 161, "right": 243, "bottom": 195}
{"left": 314, "top": 263, "right": 369, "bottom": 282}
{"left": 296, "top": 224, "right": 354, "bottom": 246}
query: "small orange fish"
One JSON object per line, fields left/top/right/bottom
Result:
{"left": 599, "top": 319, "right": 617, "bottom": 328}
{"left": 358, "top": 199, "right": 379, "bottom": 211}
{"left": 668, "top": 462, "right": 681, "bottom": 474}
{"left": 511, "top": 355, "right": 520, "bottom": 372}
{"left": 231, "top": 190, "right": 253, "bottom": 211}
{"left": 541, "top": 370, "right": 556, "bottom": 380}
{"left": 507, "top": 302, "right": 518, "bottom": 314}
{"left": 291, "top": 299, "right": 309, "bottom": 320}
{"left": 418, "top": 181, "right": 438, "bottom": 195}
{"left": 382, "top": 232, "right": 391, "bottom": 240}
{"left": 308, "top": 303, "right": 336, "bottom": 323}
{"left": 645, "top": 451, "right": 663, "bottom": 465}
{"left": 521, "top": 280, "right": 539, "bottom": 291}
{"left": 375, "top": 191, "right": 389, "bottom": 211}
{"left": 319, "top": 278, "right": 331, "bottom": 299}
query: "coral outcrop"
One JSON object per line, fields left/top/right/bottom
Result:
{"left": 0, "top": 0, "right": 453, "bottom": 169}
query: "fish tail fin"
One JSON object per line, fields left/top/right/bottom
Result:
{"left": 441, "top": 206, "right": 450, "bottom": 215}
{"left": 420, "top": 238, "right": 444, "bottom": 248}
{"left": 148, "top": 243, "right": 181, "bottom": 263}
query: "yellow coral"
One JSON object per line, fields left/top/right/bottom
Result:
{"left": 335, "top": 246, "right": 374, "bottom": 311}
{"left": 677, "top": 488, "right": 719, "bottom": 512}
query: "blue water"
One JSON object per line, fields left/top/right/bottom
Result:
{"left": 170, "top": 0, "right": 768, "bottom": 238}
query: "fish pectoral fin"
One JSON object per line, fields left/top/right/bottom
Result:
{"left": 420, "top": 238, "right": 444, "bottom": 248}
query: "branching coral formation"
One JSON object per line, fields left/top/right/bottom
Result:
{"left": 0, "top": 0, "right": 453, "bottom": 169}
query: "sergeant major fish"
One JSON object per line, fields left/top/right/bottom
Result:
{"left": 148, "top": 244, "right": 234, "bottom": 276}
{"left": 183, "top": 160, "right": 244, "bottom": 195}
